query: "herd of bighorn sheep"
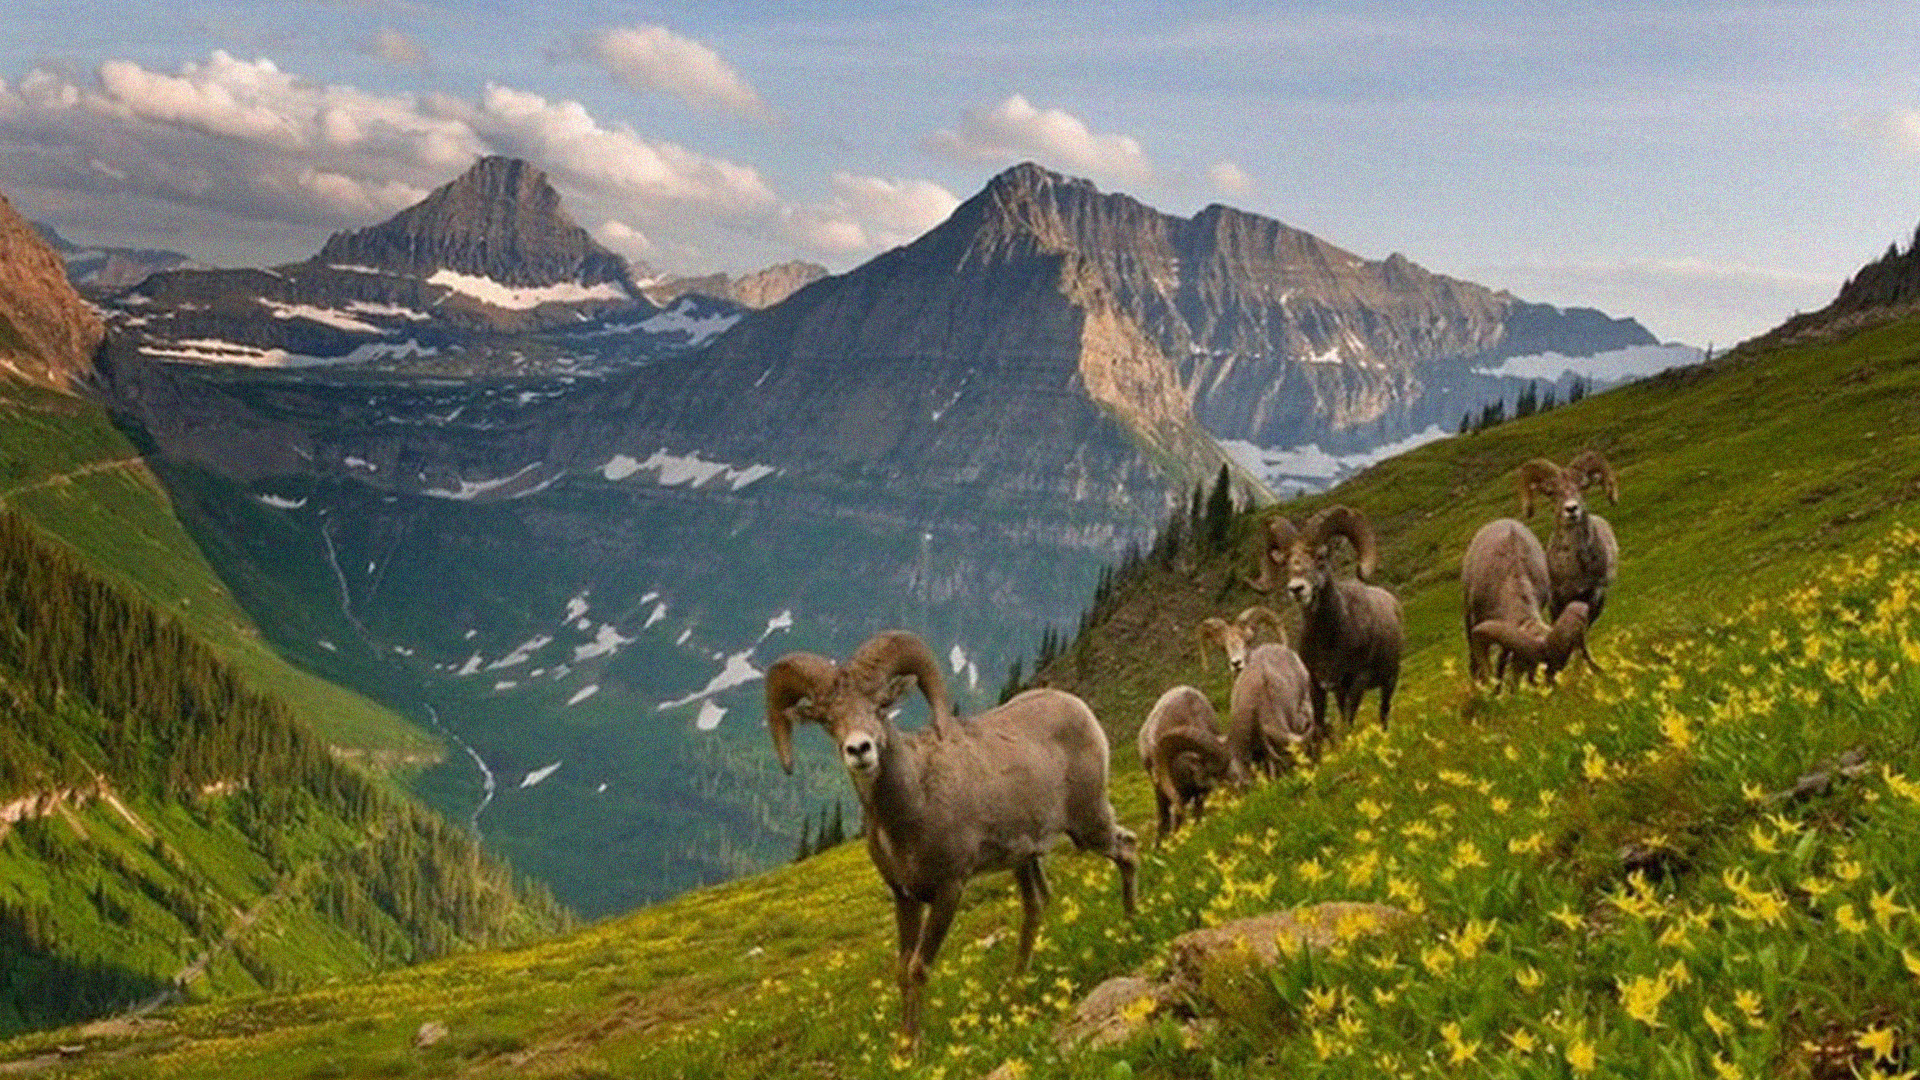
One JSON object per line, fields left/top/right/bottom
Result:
{"left": 763, "top": 450, "right": 1618, "bottom": 1042}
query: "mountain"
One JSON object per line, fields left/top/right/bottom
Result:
{"left": 101, "top": 157, "right": 702, "bottom": 374}
{"left": 644, "top": 260, "right": 829, "bottom": 309}
{"left": 0, "top": 195, "right": 103, "bottom": 391}
{"left": 30, "top": 221, "right": 198, "bottom": 297}
{"left": 89, "top": 161, "right": 1687, "bottom": 914}
{"left": 314, "top": 156, "right": 641, "bottom": 289}
{"left": 19, "top": 268, "right": 1920, "bottom": 1077}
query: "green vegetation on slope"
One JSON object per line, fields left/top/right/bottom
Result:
{"left": 0, "top": 382, "right": 433, "bottom": 764}
{"left": 8, "top": 316, "right": 1920, "bottom": 1077}
{"left": 0, "top": 505, "right": 571, "bottom": 1036}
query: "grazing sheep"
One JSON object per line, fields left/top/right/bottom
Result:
{"left": 1249, "top": 506, "right": 1404, "bottom": 732}
{"left": 1138, "top": 686, "right": 1233, "bottom": 842}
{"left": 765, "top": 630, "right": 1137, "bottom": 1042}
{"left": 1518, "top": 451, "right": 1620, "bottom": 624}
{"left": 1461, "top": 518, "right": 1552, "bottom": 684}
{"left": 1195, "top": 605, "right": 1288, "bottom": 675}
{"left": 1470, "top": 601, "right": 1594, "bottom": 690}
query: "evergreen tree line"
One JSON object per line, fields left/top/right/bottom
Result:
{"left": 1457, "top": 377, "right": 1589, "bottom": 435}
{"left": 1000, "top": 464, "right": 1243, "bottom": 703}
{"left": 791, "top": 801, "right": 850, "bottom": 862}
{"left": 0, "top": 509, "right": 571, "bottom": 1031}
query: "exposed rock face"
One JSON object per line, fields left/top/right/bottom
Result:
{"left": 0, "top": 193, "right": 104, "bottom": 391}
{"left": 315, "top": 156, "right": 637, "bottom": 289}
{"left": 646, "top": 260, "right": 828, "bottom": 309}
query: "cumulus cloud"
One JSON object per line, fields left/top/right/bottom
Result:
{"left": 594, "top": 219, "right": 653, "bottom": 258}
{"left": 1207, "top": 160, "right": 1254, "bottom": 198}
{"left": 924, "top": 95, "right": 1153, "bottom": 188}
{"left": 0, "top": 50, "right": 776, "bottom": 258}
{"left": 775, "top": 173, "right": 958, "bottom": 257}
{"left": 366, "top": 29, "right": 432, "bottom": 72}
{"left": 555, "top": 25, "right": 765, "bottom": 119}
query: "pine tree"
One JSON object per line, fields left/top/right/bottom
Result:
{"left": 1205, "top": 464, "right": 1234, "bottom": 551}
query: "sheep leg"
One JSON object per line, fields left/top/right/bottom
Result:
{"left": 901, "top": 879, "right": 965, "bottom": 1039}
{"left": 891, "top": 889, "right": 926, "bottom": 1040}
{"left": 1376, "top": 671, "right": 1396, "bottom": 731}
{"left": 1153, "top": 787, "right": 1173, "bottom": 845}
{"left": 1013, "top": 858, "right": 1046, "bottom": 974}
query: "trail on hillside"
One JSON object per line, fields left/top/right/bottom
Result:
{"left": 0, "top": 456, "right": 145, "bottom": 503}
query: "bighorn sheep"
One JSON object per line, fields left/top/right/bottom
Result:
{"left": 1461, "top": 518, "right": 1552, "bottom": 683}
{"left": 1197, "top": 607, "right": 1319, "bottom": 775}
{"left": 1249, "top": 506, "right": 1404, "bottom": 732}
{"left": 1470, "top": 601, "right": 1593, "bottom": 691}
{"left": 1137, "top": 686, "right": 1233, "bottom": 842}
{"left": 1518, "top": 451, "right": 1619, "bottom": 624}
{"left": 765, "top": 630, "right": 1137, "bottom": 1042}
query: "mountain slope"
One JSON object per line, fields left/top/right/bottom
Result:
{"left": 31, "top": 221, "right": 198, "bottom": 297}
{"left": 19, "top": 245, "right": 1920, "bottom": 1075}
{"left": 0, "top": 194, "right": 103, "bottom": 391}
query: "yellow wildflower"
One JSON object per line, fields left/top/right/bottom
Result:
{"left": 1748, "top": 823, "right": 1779, "bottom": 854}
{"left": 1506, "top": 1028, "right": 1539, "bottom": 1053}
{"left": 1515, "top": 965, "right": 1545, "bottom": 992}
{"left": 1857, "top": 1026, "right": 1897, "bottom": 1064}
{"left": 1871, "top": 887, "right": 1909, "bottom": 930}
{"left": 1454, "top": 918, "right": 1495, "bottom": 961}
{"left": 1702, "top": 1005, "right": 1731, "bottom": 1039}
{"left": 1441, "top": 1021, "right": 1480, "bottom": 1065}
{"left": 1710, "top": 1053, "right": 1743, "bottom": 1080}
{"left": 1450, "top": 839, "right": 1487, "bottom": 870}
{"left": 1549, "top": 905, "right": 1585, "bottom": 931}
{"left": 1902, "top": 948, "right": 1920, "bottom": 978}
{"left": 1619, "top": 972, "right": 1671, "bottom": 1029}
{"left": 1836, "top": 903, "right": 1868, "bottom": 935}
{"left": 1835, "top": 857, "right": 1864, "bottom": 881}
{"left": 1296, "top": 857, "right": 1326, "bottom": 884}
{"left": 1565, "top": 1036, "right": 1597, "bottom": 1074}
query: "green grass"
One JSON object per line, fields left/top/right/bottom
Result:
{"left": 10, "top": 317, "right": 1920, "bottom": 1077}
{"left": 0, "top": 383, "right": 435, "bottom": 765}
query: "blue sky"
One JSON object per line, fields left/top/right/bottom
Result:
{"left": 4, "top": 1, "right": 1919, "bottom": 346}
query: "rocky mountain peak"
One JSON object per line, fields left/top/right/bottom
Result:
{"left": 313, "top": 156, "right": 638, "bottom": 289}
{"left": 0, "top": 191, "right": 104, "bottom": 391}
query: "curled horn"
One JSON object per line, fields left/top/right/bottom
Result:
{"left": 1196, "top": 618, "right": 1230, "bottom": 671}
{"left": 1246, "top": 516, "right": 1299, "bottom": 593}
{"left": 1567, "top": 450, "right": 1618, "bottom": 505}
{"left": 847, "top": 630, "right": 953, "bottom": 737}
{"left": 1469, "top": 619, "right": 1542, "bottom": 657}
{"left": 1516, "top": 459, "right": 1566, "bottom": 519}
{"left": 765, "top": 652, "right": 838, "bottom": 775}
{"left": 1235, "top": 605, "right": 1287, "bottom": 648}
{"left": 1303, "top": 505, "right": 1379, "bottom": 581}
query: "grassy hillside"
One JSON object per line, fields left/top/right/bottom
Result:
{"left": 0, "top": 382, "right": 434, "bottom": 765}
{"left": 8, "top": 315, "right": 1920, "bottom": 1077}
{"left": 0, "top": 506, "right": 572, "bottom": 1037}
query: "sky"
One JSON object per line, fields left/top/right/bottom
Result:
{"left": 4, "top": 1, "right": 1920, "bottom": 348}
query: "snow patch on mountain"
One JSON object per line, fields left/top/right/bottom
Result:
{"left": 427, "top": 269, "right": 628, "bottom": 309}
{"left": 658, "top": 651, "right": 761, "bottom": 710}
{"left": 601, "top": 449, "right": 778, "bottom": 491}
{"left": 421, "top": 462, "right": 547, "bottom": 501}
{"left": 1473, "top": 343, "right": 1700, "bottom": 382}
{"left": 640, "top": 301, "right": 741, "bottom": 346}
{"left": 520, "top": 761, "right": 562, "bottom": 788}
{"left": 256, "top": 493, "right": 308, "bottom": 509}
{"left": 259, "top": 300, "right": 385, "bottom": 334}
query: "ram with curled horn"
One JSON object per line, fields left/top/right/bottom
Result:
{"left": 764, "top": 629, "right": 1137, "bottom": 1044}
{"left": 1247, "top": 505, "right": 1403, "bottom": 733}
{"left": 1517, "top": 450, "right": 1620, "bottom": 625}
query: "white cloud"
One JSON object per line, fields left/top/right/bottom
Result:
{"left": 1207, "top": 160, "right": 1254, "bottom": 198}
{"left": 595, "top": 219, "right": 653, "bottom": 258}
{"left": 1475, "top": 257, "right": 1838, "bottom": 348}
{"left": 477, "top": 84, "right": 775, "bottom": 214}
{"left": 0, "top": 50, "right": 776, "bottom": 253}
{"left": 559, "top": 25, "right": 765, "bottom": 119}
{"left": 829, "top": 173, "right": 957, "bottom": 246}
{"left": 367, "top": 29, "right": 432, "bottom": 72}
{"left": 925, "top": 94, "right": 1153, "bottom": 188}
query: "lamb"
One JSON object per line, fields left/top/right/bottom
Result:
{"left": 1461, "top": 518, "right": 1552, "bottom": 684}
{"left": 765, "top": 630, "right": 1137, "bottom": 1043}
{"left": 1249, "top": 505, "right": 1404, "bottom": 732}
{"left": 1197, "top": 608, "right": 1319, "bottom": 776}
{"left": 1470, "top": 601, "right": 1593, "bottom": 691}
{"left": 1137, "top": 686, "right": 1233, "bottom": 842}
{"left": 1518, "top": 451, "right": 1620, "bottom": 624}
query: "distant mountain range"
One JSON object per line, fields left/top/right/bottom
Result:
{"left": 38, "top": 156, "right": 1697, "bottom": 912}
{"left": 29, "top": 220, "right": 198, "bottom": 297}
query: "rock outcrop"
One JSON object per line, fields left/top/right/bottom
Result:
{"left": 645, "top": 260, "right": 828, "bottom": 309}
{"left": 0, "top": 193, "right": 104, "bottom": 391}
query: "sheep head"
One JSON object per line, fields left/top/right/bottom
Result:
{"left": 1246, "top": 516, "right": 1300, "bottom": 595}
{"left": 1284, "top": 506, "right": 1379, "bottom": 609}
{"left": 764, "top": 631, "right": 952, "bottom": 779}
{"left": 1198, "top": 607, "right": 1285, "bottom": 674}
{"left": 1519, "top": 453, "right": 1618, "bottom": 529}
{"left": 1544, "top": 601, "right": 1593, "bottom": 676}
